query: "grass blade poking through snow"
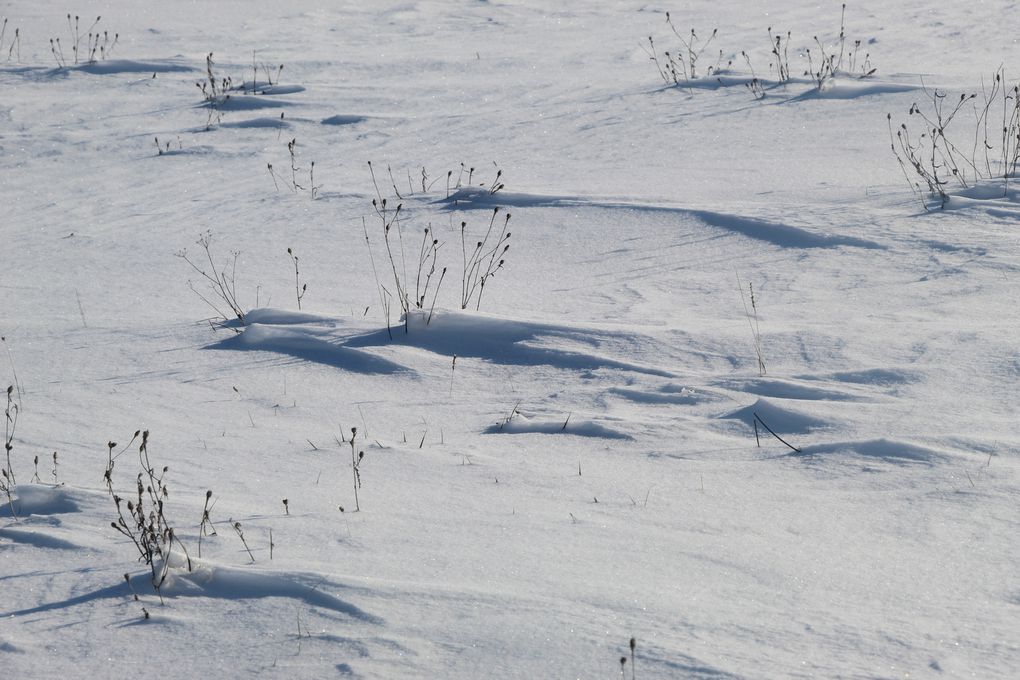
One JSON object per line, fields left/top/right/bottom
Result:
{"left": 736, "top": 274, "right": 766, "bottom": 376}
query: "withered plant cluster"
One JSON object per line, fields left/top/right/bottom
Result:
{"left": 106, "top": 430, "right": 193, "bottom": 600}
{"left": 1, "top": 18, "right": 20, "bottom": 62}
{"left": 176, "top": 231, "right": 247, "bottom": 326}
{"left": 888, "top": 68, "right": 1020, "bottom": 209}
{"left": 364, "top": 161, "right": 512, "bottom": 336}
{"left": 197, "top": 52, "right": 232, "bottom": 129}
{"left": 644, "top": 4, "right": 875, "bottom": 99}
{"left": 49, "top": 14, "right": 117, "bottom": 67}
{"left": 644, "top": 13, "right": 722, "bottom": 87}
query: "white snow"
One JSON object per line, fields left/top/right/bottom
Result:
{"left": 2, "top": 1, "right": 1019, "bottom": 678}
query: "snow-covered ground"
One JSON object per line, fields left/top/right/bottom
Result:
{"left": 2, "top": 1, "right": 1018, "bottom": 677}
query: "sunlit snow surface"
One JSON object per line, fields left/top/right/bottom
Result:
{"left": 2, "top": 1, "right": 1019, "bottom": 677}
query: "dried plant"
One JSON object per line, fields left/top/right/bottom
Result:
{"left": 108, "top": 430, "right": 193, "bottom": 600}
{"left": 737, "top": 275, "right": 766, "bottom": 376}
{"left": 803, "top": 5, "right": 875, "bottom": 89}
{"left": 415, "top": 225, "right": 447, "bottom": 324}
{"left": 363, "top": 161, "right": 514, "bottom": 327}
{"left": 198, "top": 490, "right": 216, "bottom": 557}
{"left": 643, "top": 13, "right": 721, "bottom": 89}
{"left": 268, "top": 139, "right": 319, "bottom": 197}
{"left": 287, "top": 248, "right": 308, "bottom": 310}
{"left": 645, "top": 5, "right": 876, "bottom": 98}
{"left": 248, "top": 50, "right": 284, "bottom": 94}
{"left": 1, "top": 18, "right": 21, "bottom": 63}
{"left": 153, "top": 136, "right": 182, "bottom": 156}
{"left": 460, "top": 207, "right": 512, "bottom": 310}
{"left": 49, "top": 14, "right": 117, "bottom": 68}
{"left": 232, "top": 520, "right": 255, "bottom": 562}
{"left": 888, "top": 69, "right": 1020, "bottom": 210}
{"left": 197, "top": 52, "right": 232, "bottom": 129}
{"left": 1, "top": 385, "right": 18, "bottom": 517}
{"left": 176, "top": 231, "right": 247, "bottom": 325}
{"left": 348, "top": 428, "right": 363, "bottom": 512}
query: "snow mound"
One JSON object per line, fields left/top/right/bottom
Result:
{"left": 720, "top": 377, "right": 861, "bottom": 402}
{"left": 160, "top": 561, "right": 383, "bottom": 623}
{"left": 220, "top": 116, "right": 290, "bottom": 129}
{"left": 0, "top": 526, "right": 82, "bottom": 550}
{"left": 346, "top": 309, "right": 674, "bottom": 376}
{"left": 321, "top": 114, "right": 368, "bottom": 126}
{"left": 813, "top": 368, "right": 922, "bottom": 390}
{"left": 202, "top": 95, "right": 295, "bottom": 111}
{"left": 485, "top": 412, "right": 630, "bottom": 439}
{"left": 75, "top": 58, "right": 196, "bottom": 74}
{"left": 609, "top": 383, "right": 712, "bottom": 405}
{"left": 212, "top": 323, "right": 409, "bottom": 374}
{"left": 232, "top": 83, "right": 306, "bottom": 95}
{"left": 721, "top": 398, "right": 830, "bottom": 434}
{"left": 242, "top": 308, "right": 338, "bottom": 326}
{"left": 791, "top": 78, "right": 917, "bottom": 100}
{"left": 0, "top": 484, "right": 81, "bottom": 517}
{"left": 440, "top": 188, "right": 881, "bottom": 249}
{"left": 688, "top": 209, "right": 880, "bottom": 249}
{"left": 796, "top": 438, "right": 948, "bottom": 466}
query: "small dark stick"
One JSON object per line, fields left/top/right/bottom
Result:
{"left": 630, "top": 637, "right": 636, "bottom": 680}
{"left": 752, "top": 412, "right": 801, "bottom": 452}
